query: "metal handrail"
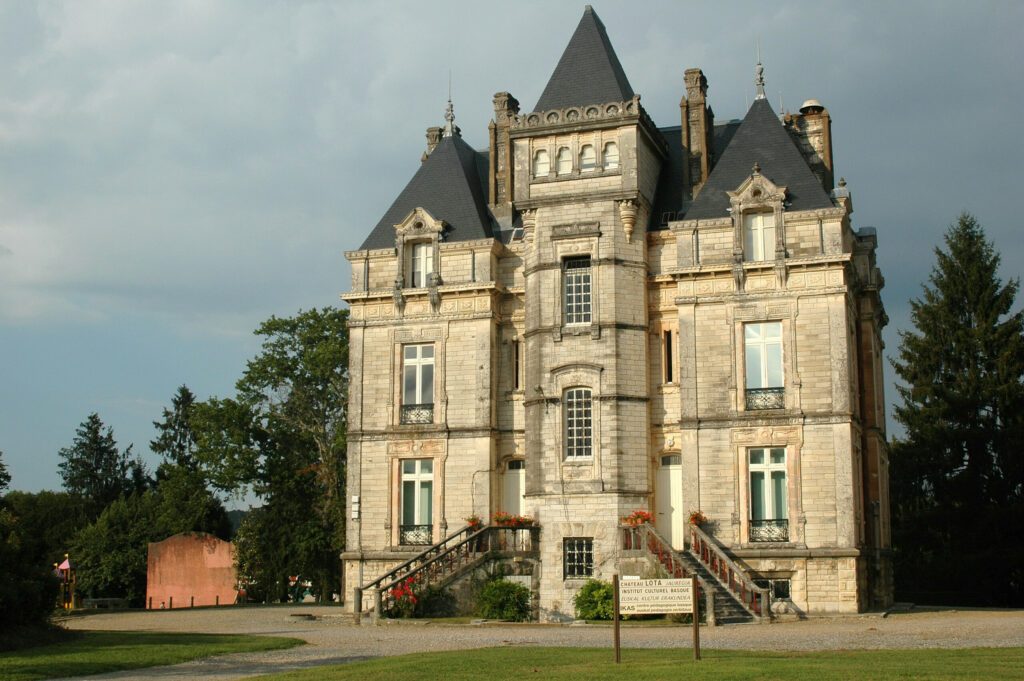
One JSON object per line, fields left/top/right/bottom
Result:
{"left": 620, "top": 523, "right": 715, "bottom": 623}
{"left": 689, "top": 522, "right": 770, "bottom": 618}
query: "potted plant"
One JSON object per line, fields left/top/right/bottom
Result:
{"left": 621, "top": 509, "right": 653, "bottom": 526}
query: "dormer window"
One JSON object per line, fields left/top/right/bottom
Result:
{"left": 602, "top": 142, "right": 619, "bottom": 169}
{"left": 743, "top": 212, "right": 775, "bottom": 262}
{"left": 410, "top": 242, "right": 434, "bottom": 288}
{"left": 556, "top": 147, "right": 572, "bottom": 175}
{"left": 533, "top": 149, "right": 550, "bottom": 178}
{"left": 580, "top": 145, "right": 596, "bottom": 172}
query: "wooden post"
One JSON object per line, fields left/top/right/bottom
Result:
{"left": 692, "top": 576, "right": 701, "bottom": 661}
{"left": 190, "top": 596, "right": 194, "bottom": 608}
{"left": 169, "top": 596, "right": 173, "bottom": 609}
{"left": 353, "top": 587, "right": 363, "bottom": 625}
{"left": 613, "top": 574, "right": 621, "bottom": 664}
{"left": 216, "top": 595, "right": 219, "bottom": 606}
{"left": 148, "top": 596, "right": 152, "bottom": 610}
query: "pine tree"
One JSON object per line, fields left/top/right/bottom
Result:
{"left": 58, "top": 413, "right": 149, "bottom": 517}
{"left": 0, "top": 449, "right": 10, "bottom": 493}
{"left": 891, "top": 213, "right": 1024, "bottom": 606}
{"left": 151, "top": 385, "right": 199, "bottom": 473}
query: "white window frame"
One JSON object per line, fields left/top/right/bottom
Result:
{"left": 532, "top": 149, "right": 550, "bottom": 178}
{"left": 563, "top": 387, "right": 593, "bottom": 459}
{"left": 748, "top": 447, "right": 788, "bottom": 522}
{"left": 579, "top": 144, "right": 596, "bottom": 172}
{"left": 602, "top": 141, "right": 619, "bottom": 169}
{"left": 556, "top": 146, "right": 572, "bottom": 175}
{"left": 400, "top": 458, "right": 434, "bottom": 543}
{"left": 743, "top": 212, "right": 776, "bottom": 262}
{"left": 563, "top": 256, "right": 592, "bottom": 326}
{"left": 402, "top": 344, "right": 435, "bottom": 406}
{"left": 744, "top": 322, "right": 783, "bottom": 390}
{"left": 409, "top": 242, "right": 434, "bottom": 288}
{"left": 563, "top": 537, "right": 594, "bottom": 579}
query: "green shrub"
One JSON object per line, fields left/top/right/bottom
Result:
{"left": 476, "top": 579, "right": 531, "bottom": 621}
{"left": 573, "top": 579, "right": 614, "bottom": 620}
{"left": 415, "top": 585, "right": 458, "bottom": 618}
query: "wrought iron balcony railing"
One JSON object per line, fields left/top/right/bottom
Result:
{"left": 749, "top": 519, "right": 789, "bottom": 543}
{"left": 399, "top": 524, "right": 433, "bottom": 545}
{"left": 400, "top": 403, "right": 433, "bottom": 424}
{"left": 745, "top": 387, "right": 784, "bottom": 410}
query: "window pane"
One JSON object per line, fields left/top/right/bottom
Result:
{"left": 404, "top": 346, "right": 417, "bottom": 360}
{"left": 420, "top": 364, "right": 433, "bottom": 403}
{"left": 766, "top": 341, "right": 783, "bottom": 387}
{"left": 662, "top": 454, "right": 681, "bottom": 466}
{"left": 420, "top": 459, "right": 433, "bottom": 474}
{"left": 746, "top": 345, "right": 764, "bottom": 389}
{"left": 770, "top": 449, "right": 785, "bottom": 465}
{"left": 420, "top": 480, "right": 433, "bottom": 524}
{"left": 750, "top": 471, "right": 766, "bottom": 519}
{"left": 421, "top": 345, "right": 434, "bottom": 359}
{"left": 402, "top": 480, "right": 415, "bottom": 524}
{"left": 403, "top": 460, "right": 416, "bottom": 474}
{"left": 403, "top": 366, "right": 416, "bottom": 404}
{"left": 762, "top": 222, "right": 776, "bottom": 259}
{"left": 749, "top": 449, "right": 764, "bottom": 465}
{"left": 771, "top": 471, "right": 787, "bottom": 519}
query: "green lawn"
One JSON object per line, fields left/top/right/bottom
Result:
{"left": 254, "top": 646, "right": 1024, "bottom": 681}
{"left": 0, "top": 630, "right": 303, "bottom": 681}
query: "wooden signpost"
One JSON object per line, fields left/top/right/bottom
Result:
{"left": 612, "top": 574, "right": 701, "bottom": 663}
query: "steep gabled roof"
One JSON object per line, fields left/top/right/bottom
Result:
{"left": 359, "top": 134, "right": 495, "bottom": 250}
{"left": 533, "top": 6, "right": 635, "bottom": 112}
{"left": 684, "top": 98, "right": 833, "bottom": 220}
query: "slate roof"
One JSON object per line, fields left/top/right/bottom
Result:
{"left": 684, "top": 98, "right": 833, "bottom": 220}
{"left": 533, "top": 6, "right": 635, "bottom": 112}
{"left": 358, "top": 134, "right": 495, "bottom": 251}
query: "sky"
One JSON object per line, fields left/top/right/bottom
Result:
{"left": 1, "top": 1, "right": 1021, "bottom": 494}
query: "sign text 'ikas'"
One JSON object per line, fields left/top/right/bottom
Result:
{"left": 618, "top": 578, "right": 693, "bottom": 615}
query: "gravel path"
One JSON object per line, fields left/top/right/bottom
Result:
{"left": 52, "top": 605, "right": 1024, "bottom": 680}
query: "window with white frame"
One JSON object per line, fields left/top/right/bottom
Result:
{"left": 556, "top": 146, "right": 572, "bottom": 175}
{"left": 563, "top": 256, "right": 592, "bottom": 326}
{"left": 579, "top": 144, "right": 596, "bottom": 171}
{"left": 400, "top": 458, "right": 433, "bottom": 545}
{"left": 409, "top": 242, "right": 434, "bottom": 288}
{"left": 744, "top": 322, "right": 783, "bottom": 410}
{"left": 563, "top": 387, "right": 593, "bottom": 459}
{"left": 743, "top": 212, "right": 776, "bottom": 262}
{"left": 602, "top": 141, "right": 619, "bottom": 169}
{"left": 563, "top": 537, "right": 594, "bottom": 578}
{"left": 749, "top": 447, "right": 788, "bottom": 542}
{"left": 532, "top": 149, "right": 549, "bottom": 178}
{"left": 401, "top": 344, "right": 434, "bottom": 423}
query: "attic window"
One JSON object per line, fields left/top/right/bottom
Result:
{"left": 580, "top": 145, "right": 596, "bottom": 172}
{"left": 556, "top": 147, "right": 572, "bottom": 175}
{"left": 603, "top": 142, "right": 619, "bottom": 170}
{"left": 661, "top": 211, "right": 675, "bottom": 225}
{"left": 533, "top": 150, "right": 550, "bottom": 178}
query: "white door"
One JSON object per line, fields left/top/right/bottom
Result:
{"left": 503, "top": 459, "right": 525, "bottom": 516}
{"left": 655, "top": 454, "right": 684, "bottom": 549}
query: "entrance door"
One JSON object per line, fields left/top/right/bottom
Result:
{"left": 503, "top": 459, "right": 525, "bottom": 516}
{"left": 655, "top": 454, "right": 684, "bottom": 549}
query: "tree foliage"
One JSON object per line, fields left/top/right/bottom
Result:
{"left": 0, "top": 449, "right": 10, "bottom": 493}
{"left": 194, "top": 307, "right": 349, "bottom": 601}
{"left": 151, "top": 385, "right": 200, "bottom": 473}
{"left": 58, "top": 413, "right": 149, "bottom": 517}
{"left": 891, "top": 213, "right": 1024, "bottom": 606}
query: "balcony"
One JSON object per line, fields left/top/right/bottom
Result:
{"left": 749, "top": 519, "right": 789, "bottom": 543}
{"left": 745, "top": 387, "right": 784, "bottom": 410}
{"left": 399, "top": 524, "right": 433, "bottom": 545}
{"left": 400, "top": 403, "right": 433, "bottom": 425}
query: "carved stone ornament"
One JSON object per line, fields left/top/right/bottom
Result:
{"left": 618, "top": 199, "right": 638, "bottom": 243}
{"left": 551, "top": 222, "right": 601, "bottom": 241}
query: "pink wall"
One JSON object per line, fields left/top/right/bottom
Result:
{"left": 146, "top": 533, "right": 236, "bottom": 609}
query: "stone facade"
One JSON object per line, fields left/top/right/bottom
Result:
{"left": 340, "top": 7, "right": 892, "bottom": 619}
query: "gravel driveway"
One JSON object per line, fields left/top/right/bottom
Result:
{"left": 52, "top": 605, "right": 1024, "bottom": 680}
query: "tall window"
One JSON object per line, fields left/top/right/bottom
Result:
{"left": 743, "top": 212, "right": 776, "bottom": 262}
{"left": 563, "top": 537, "right": 594, "bottom": 578}
{"left": 564, "top": 387, "right": 593, "bottom": 459}
{"left": 512, "top": 339, "right": 522, "bottom": 391}
{"left": 400, "top": 458, "right": 433, "bottom": 545}
{"left": 662, "top": 330, "right": 674, "bottom": 384}
{"left": 579, "top": 144, "right": 596, "bottom": 171}
{"left": 410, "top": 242, "right": 433, "bottom": 288}
{"left": 401, "top": 344, "right": 434, "bottom": 424}
{"left": 532, "top": 149, "right": 549, "bottom": 177}
{"left": 556, "top": 147, "right": 572, "bottom": 175}
{"left": 563, "top": 256, "right": 592, "bottom": 326}
{"left": 744, "top": 322, "right": 783, "bottom": 410}
{"left": 749, "top": 448, "right": 788, "bottom": 542}
{"left": 603, "top": 142, "right": 619, "bottom": 169}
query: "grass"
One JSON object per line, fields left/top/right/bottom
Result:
{"left": 0, "top": 630, "right": 304, "bottom": 681}
{"left": 254, "top": 646, "right": 1024, "bottom": 681}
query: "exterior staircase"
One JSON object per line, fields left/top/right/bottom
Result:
{"left": 621, "top": 523, "right": 770, "bottom": 625}
{"left": 354, "top": 524, "right": 539, "bottom": 620}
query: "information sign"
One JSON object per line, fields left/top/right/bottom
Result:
{"left": 618, "top": 578, "right": 693, "bottom": 615}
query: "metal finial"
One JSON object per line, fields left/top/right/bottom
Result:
{"left": 443, "top": 98, "right": 459, "bottom": 138}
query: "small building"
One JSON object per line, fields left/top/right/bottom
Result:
{"left": 146, "top": 533, "right": 236, "bottom": 609}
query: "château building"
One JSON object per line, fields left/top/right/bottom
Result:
{"left": 341, "top": 6, "right": 892, "bottom": 620}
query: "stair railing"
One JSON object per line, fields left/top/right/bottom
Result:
{"left": 355, "top": 524, "right": 539, "bottom": 620}
{"left": 620, "top": 523, "right": 715, "bottom": 624}
{"left": 689, "top": 522, "right": 770, "bottom": 618}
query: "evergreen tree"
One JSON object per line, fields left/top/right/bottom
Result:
{"left": 151, "top": 385, "right": 199, "bottom": 472}
{"left": 0, "top": 449, "right": 10, "bottom": 493}
{"left": 891, "top": 213, "right": 1024, "bottom": 606}
{"left": 58, "top": 413, "right": 149, "bottom": 517}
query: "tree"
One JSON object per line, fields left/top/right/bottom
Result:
{"left": 151, "top": 385, "right": 200, "bottom": 472}
{"left": 71, "top": 494, "right": 157, "bottom": 606}
{"left": 194, "top": 307, "right": 349, "bottom": 600}
{"left": 0, "top": 449, "right": 10, "bottom": 493}
{"left": 58, "top": 413, "right": 149, "bottom": 517}
{"left": 891, "top": 213, "right": 1024, "bottom": 606}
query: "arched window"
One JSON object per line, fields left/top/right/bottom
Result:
{"left": 603, "top": 142, "right": 619, "bottom": 169}
{"left": 579, "top": 144, "right": 596, "bottom": 172}
{"left": 563, "top": 387, "right": 593, "bottom": 459}
{"left": 532, "top": 149, "right": 550, "bottom": 178}
{"left": 556, "top": 147, "right": 572, "bottom": 175}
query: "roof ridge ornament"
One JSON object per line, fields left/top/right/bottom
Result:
{"left": 443, "top": 91, "right": 460, "bottom": 138}
{"left": 755, "top": 61, "right": 766, "bottom": 101}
